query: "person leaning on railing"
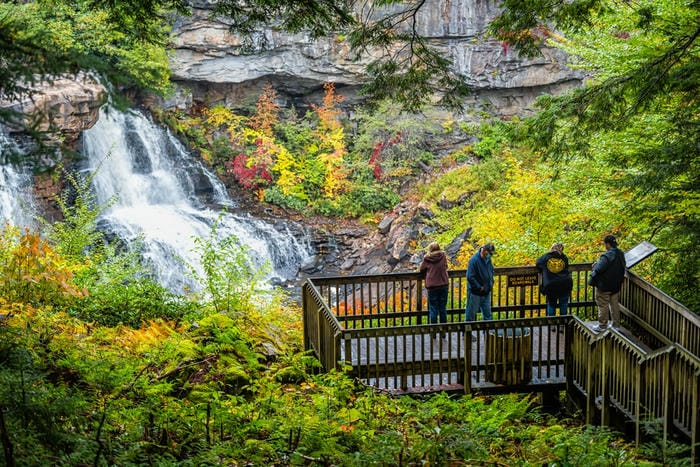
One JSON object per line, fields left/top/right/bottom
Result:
{"left": 536, "top": 242, "right": 573, "bottom": 332}
{"left": 465, "top": 243, "right": 496, "bottom": 321}
{"left": 419, "top": 242, "right": 449, "bottom": 340}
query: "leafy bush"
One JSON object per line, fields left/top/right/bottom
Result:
{"left": 185, "top": 221, "right": 271, "bottom": 317}
{"left": 263, "top": 185, "right": 307, "bottom": 211}
{"left": 339, "top": 183, "right": 401, "bottom": 217}
{"left": 0, "top": 225, "right": 84, "bottom": 311}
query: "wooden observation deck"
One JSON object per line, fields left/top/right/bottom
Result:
{"left": 302, "top": 264, "right": 700, "bottom": 461}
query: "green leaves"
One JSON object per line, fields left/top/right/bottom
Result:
{"left": 187, "top": 221, "right": 271, "bottom": 316}
{"left": 489, "top": 0, "right": 700, "bottom": 308}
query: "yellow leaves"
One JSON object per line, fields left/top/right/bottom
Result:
{"left": 120, "top": 320, "right": 177, "bottom": 352}
{"left": 206, "top": 105, "right": 236, "bottom": 127}
{"left": 0, "top": 227, "right": 85, "bottom": 308}
{"left": 273, "top": 146, "right": 303, "bottom": 196}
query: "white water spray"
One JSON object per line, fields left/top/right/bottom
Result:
{"left": 81, "top": 107, "right": 312, "bottom": 293}
{"left": 0, "top": 130, "right": 38, "bottom": 229}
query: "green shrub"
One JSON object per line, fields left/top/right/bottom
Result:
{"left": 339, "top": 183, "right": 400, "bottom": 217}
{"left": 263, "top": 185, "right": 307, "bottom": 211}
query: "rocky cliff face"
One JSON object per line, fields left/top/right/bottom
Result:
{"left": 0, "top": 74, "right": 106, "bottom": 223}
{"left": 0, "top": 74, "right": 106, "bottom": 146}
{"left": 168, "top": 0, "right": 585, "bottom": 116}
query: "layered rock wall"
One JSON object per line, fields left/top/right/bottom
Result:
{"left": 168, "top": 0, "right": 585, "bottom": 115}
{"left": 0, "top": 74, "right": 106, "bottom": 146}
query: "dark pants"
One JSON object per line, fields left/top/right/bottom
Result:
{"left": 546, "top": 294, "right": 569, "bottom": 316}
{"left": 428, "top": 286, "right": 448, "bottom": 325}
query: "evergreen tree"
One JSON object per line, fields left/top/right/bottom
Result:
{"left": 491, "top": 0, "right": 700, "bottom": 308}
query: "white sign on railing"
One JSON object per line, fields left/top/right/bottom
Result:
{"left": 624, "top": 241, "right": 659, "bottom": 268}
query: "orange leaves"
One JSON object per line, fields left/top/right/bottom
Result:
{"left": 119, "top": 320, "right": 177, "bottom": 352}
{"left": 249, "top": 83, "right": 280, "bottom": 137}
{"left": 0, "top": 226, "right": 85, "bottom": 309}
{"left": 313, "top": 82, "right": 344, "bottom": 134}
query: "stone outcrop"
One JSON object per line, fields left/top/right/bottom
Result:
{"left": 296, "top": 197, "right": 472, "bottom": 279}
{"left": 167, "top": 0, "right": 585, "bottom": 115}
{"left": 0, "top": 74, "right": 106, "bottom": 146}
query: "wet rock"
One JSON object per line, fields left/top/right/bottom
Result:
{"left": 300, "top": 255, "right": 322, "bottom": 274}
{"left": 445, "top": 229, "right": 471, "bottom": 262}
{"left": 389, "top": 225, "right": 417, "bottom": 265}
{"left": 324, "top": 252, "right": 338, "bottom": 264}
{"left": 0, "top": 73, "right": 106, "bottom": 146}
{"left": 378, "top": 214, "right": 397, "bottom": 234}
{"left": 335, "top": 227, "right": 369, "bottom": 237}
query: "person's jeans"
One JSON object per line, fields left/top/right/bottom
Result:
{"left": 465, "top": 292, "right": 492, "bottom": 321}
{"left": 546, "top": 294, "right": 569, "bottom": 317}
{"left": 595, "top": 288, "right": 620, "bottom": 327}
{"left": 428, "top": 287, "right": 448, "bottom": 325}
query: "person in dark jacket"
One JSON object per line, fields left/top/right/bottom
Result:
{"left": 588, "top": 235, "right": 626, "bottom": 331}
{"left": 465, "top": 243, "right": 495, "bottom": 321}
{"left": 536, "top": 242, "right": 573, "bottom": 331}
{"left": 420, "top": 242, "right": 450, "bottom": 334}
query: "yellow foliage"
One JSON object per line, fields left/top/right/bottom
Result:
{"left": 119, "top": 320, "right": 178, "bottom": 352}
{"left": 273, "top": 145, "right": 303, "bottom": 195}
{"left": 0, "top": 226, "right": 85, "bottom": 308}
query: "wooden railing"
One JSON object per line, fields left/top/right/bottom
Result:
{"left": 302, "top": 278, "right": 342, "bottom": 372}
{"left": 310, "top": 264, "right": 596, "bottom": 329}
{"left": 339, "top": 316, "right": 569, "bottom": 394}
{"left": 567, "top": 318, "right": 700, "bottom": 461}
{"left": 621, "top": 270, "right": 700, "bottom": 357}
{"left": 303, "top": 263, "right": 699, "bottom": 463}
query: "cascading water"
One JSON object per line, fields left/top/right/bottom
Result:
{"left": 81, "top": 106, "right": 312, "bottom": 293}
{"left": 0, "top": 130, "right": 38, "bottom": 229}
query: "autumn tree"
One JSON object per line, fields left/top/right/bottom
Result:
{"left": 490, "top": 0, "right": 700, "bottom": 308}
{"left": 249, "top": 83, "right": 280, "bottom": 137}
{"left": 313, "top": 83, "right": 348, "bottom": 198}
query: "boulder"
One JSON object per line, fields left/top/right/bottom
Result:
{"left": 0, "top": 74, "right": 106, "bottom": 145}
{"left": 377, "top": 213, "right": 397, "bottom": 234}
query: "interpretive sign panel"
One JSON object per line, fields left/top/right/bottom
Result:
{"left": 624, "top": 241, "right": 659, "bottom": 268}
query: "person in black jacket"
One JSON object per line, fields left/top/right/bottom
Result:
{"left": 536, "top": 242, "right": 573, "bottom": 331}
{"left": 420, "top": 242, "right": 449, "bottom": 335}
{"left": 465, "top": 243, "right": 495, "bottom": 321}
{"left": 588, "top": 235, "right": 626, "bottom": 331}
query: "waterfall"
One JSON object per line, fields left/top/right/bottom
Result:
{"left": 0, "top": 130, "right": 38, "bottom": 229}
{"left": 81, "top": 107, "right": 312, "bottom": 293}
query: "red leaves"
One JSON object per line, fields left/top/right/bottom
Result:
{"left": 369, "top": 131, "right": 403, "bottom": 181}
{"left": 229, "top": 154, "right": 272, "bottom": 189}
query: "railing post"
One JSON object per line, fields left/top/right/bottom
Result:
{"left": 301, "top": 284, "right": 311, "bottom": 350}
{"left": 416, "top": 277, "right": 423, "bottom": 325}
{"left": 333, "top": 330, "right": 342, "bottom": 371}
{"left": 585, "top": 341, "right": 595, "bottom": 425}
{"left": 601, "top": 338, "right": 610, "bottom": 427}
{"left": 662, "top": 350, "right": 671, "bottom": 463}
{"left": 463, "top": 323, "right": 472, "bottom": 393}
{"left": 634, "top": 360, "right": 642, "bottom": 447}
{"left": 691, "top": 369, "right": 699, "bottom": 466}
{"left": 565, "top": 319, "right": 573, "bottom": 396}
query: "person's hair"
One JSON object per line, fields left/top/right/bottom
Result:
{"left": 603, "top": 235, "right": 617, "bottom": 247}
{"left": 427, "top": 241, "right": 440, "bottom": 253}
{"left": 550, "top": 242, "right": 564, "bottom": 254}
